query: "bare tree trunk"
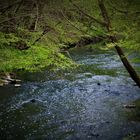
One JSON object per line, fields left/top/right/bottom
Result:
{"left": 98, "top": 0, "right": 140, "bottom": 88}
{"left": 29, "top": 1, "right": 39, "bottom": 31}
{"left": 34, "top": 1, "right": 39, "bottom": 31}
{"left": 98, "top": 0, "right": 112, "bottom": 31}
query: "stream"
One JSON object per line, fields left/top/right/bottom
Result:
{"left": 0, "top": 47, "right": 140, "bottom": 140}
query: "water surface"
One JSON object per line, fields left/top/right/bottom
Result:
{"left": 0, "top": 47, "right": 140, "bottom": 140}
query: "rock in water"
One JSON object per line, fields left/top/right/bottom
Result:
{"left": 30, "top": 99, "right": 36, "bottom": 103}
{"left": 14, "top": 84, "right": 21, "bottom": 87}
{"left": 97, "top": 82, "right": 101, "bottom": 86}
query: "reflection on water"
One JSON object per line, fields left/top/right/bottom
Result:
{"left": 0, "top": 47, "right": 140, "bottom": 140}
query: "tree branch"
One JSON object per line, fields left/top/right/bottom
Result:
{"left": 69, "top": 0, "right": 106, "bottom": 27}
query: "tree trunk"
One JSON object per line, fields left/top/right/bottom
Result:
{"left": 98, "top": 0, "right": 140, "bottom": 88}
{"left": 98, "top": 0, "right": 112, "bottom": 31}
{"left": 115, "top": 45, "right": 140, "bottom": 87}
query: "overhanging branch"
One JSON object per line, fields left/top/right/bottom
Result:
{"left": 69, "top": 0, "right": 106, "bottom": 27}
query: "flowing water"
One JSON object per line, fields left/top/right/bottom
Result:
{"left": 0, "top": 47, "right": 140, "bottom": 140}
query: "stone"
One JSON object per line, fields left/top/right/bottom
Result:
{"left": 97, "top": 82, "right": 101, "bottom": 86}
{"left": 30, "top": 99, "right": 36, "bottom": 103}
{"left": 14, "top": 84, "right": 21, "bottom": 87}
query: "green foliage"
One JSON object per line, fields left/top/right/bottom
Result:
{"left": 0, "top": 45, "right": 75, "bottom": 72}
{"left": 0, "top": 31, "right": 76, "bottom": 72}
{"left": 0, "top": 0, "right": 140, "bottom": 73}
{"left": 0, "top": 32, "right": 19, "bottom": 48}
